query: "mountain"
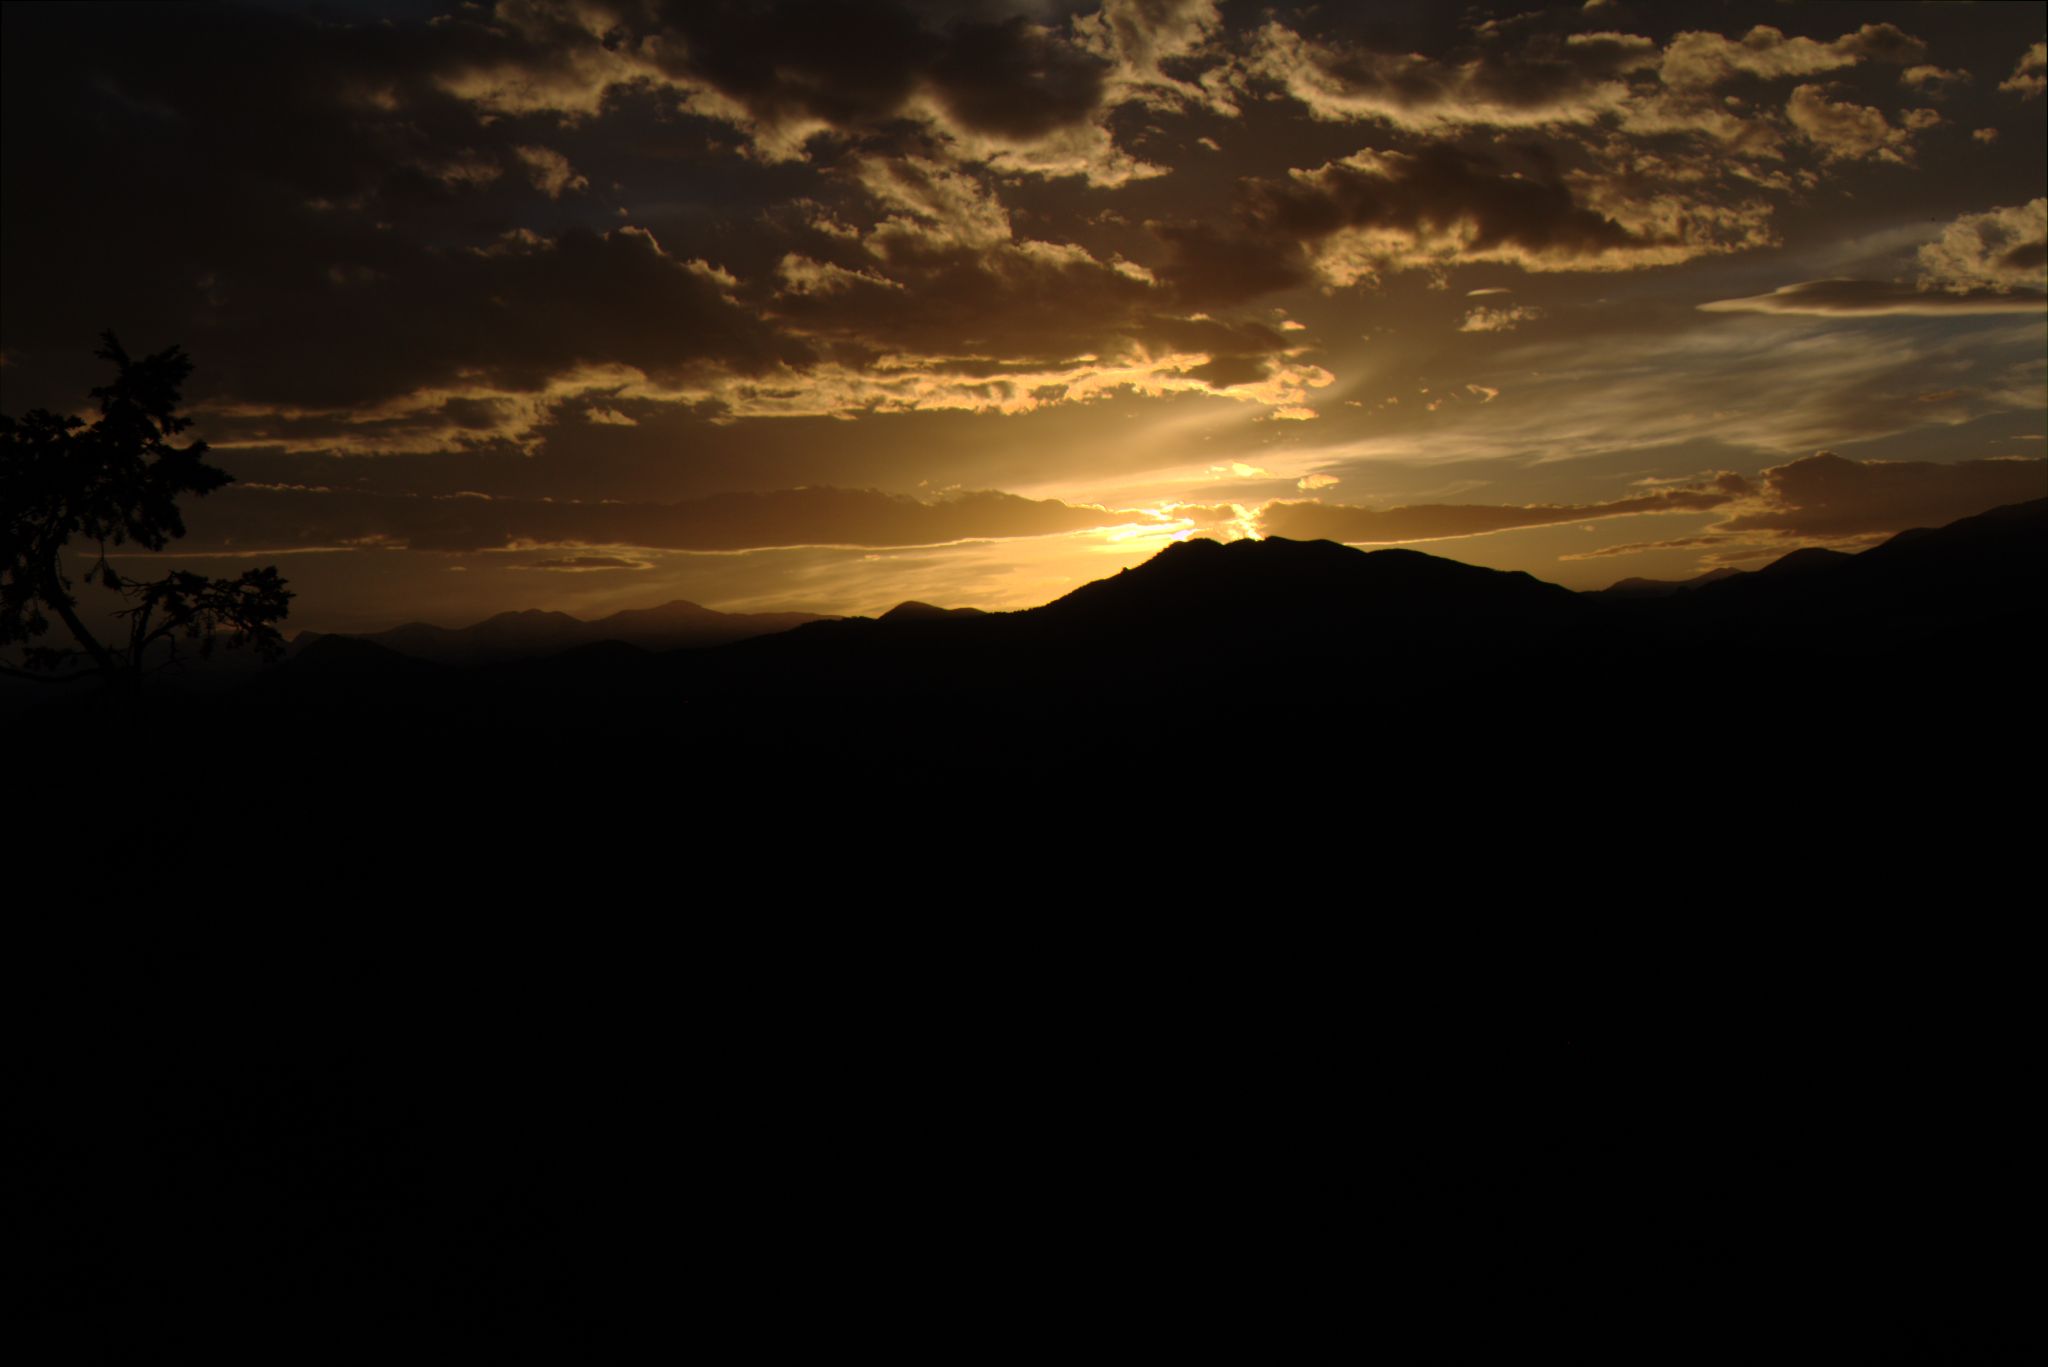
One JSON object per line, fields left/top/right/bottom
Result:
{"left": 689, "top": 533, "right": 1597, "bottom": 707}
{"left": 1030, "top": 535, "right": 1576, "bottom": 631}
{"left": 1753, "top": 546, "right": 1855, "bottom": 578}
{"left": 1594, "top": 566, "right": 1746, "bottom": 598}
{"left": 1677, "top": 496, "right": 2045, "bottom": 620}
{"left": 878, "top": 601, "right": 988, "bottom": 622}
{"left": 15, "top": 499, "right": 2044, "bottom": 783}
{"left": 292, "top": 598, "right": 831, "bottom": 664}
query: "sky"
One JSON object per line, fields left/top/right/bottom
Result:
{"left": 3, "top": 0, "right": 2044, "bottom": 632}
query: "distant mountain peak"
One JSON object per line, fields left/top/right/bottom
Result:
{"left": 1595, "top": 565, "right": 1748, "bottom": 597}
{"left": 1757, "top": 546, "right": 1854, "bottom": 577}
{"left": 305, "top": 595, "right": 832, "bottom": 664}
{"left": 880, "top": 600, "right": 988, "bottom": 622}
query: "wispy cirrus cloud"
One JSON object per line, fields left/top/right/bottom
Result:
{"left": 1700, "top": 199, "right": 2047, "bottom": 316}
{"left": 1698, "top": 279, "right": 2046, "bottom": 317}
{"left": 182, "top": 484, "right": 1165, "bottom": 555}
{"left": 1258, "top": 484, "right": 1740, "bottom": 543}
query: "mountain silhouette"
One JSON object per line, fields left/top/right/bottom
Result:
{"left": 1660, "top": 496, "right": 2044, "bottom": 635}
{"left": 1027, "top": 535, "right": 1577, "bottom": 640}
{"left": 1593, "top": 566, "right": 1746, "bottom": 598}
{"left": 292, "top": 598, "right": 831, "bottom": 665}
{"left": 1752, "top": 546, "right": 1856, "bottom": 579}
{"left": 10, "top": 498, "right": 2043, "bottom": 780}
{"left": 878, "top": 600, "right": 989, "bottom": 622}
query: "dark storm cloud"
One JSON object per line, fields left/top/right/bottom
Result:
{"left": 186, "top": 484, "right": 1161, "bottom": 553}
{"left": 1258, "top": 487, "right": 1733, "bottom": 543}
{"left": 1716, "top": 452, "right": 2047, "bottom": 537}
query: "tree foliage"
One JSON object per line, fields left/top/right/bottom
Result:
{"left": 1, "top": 333, "right": 292, "bottom": 689}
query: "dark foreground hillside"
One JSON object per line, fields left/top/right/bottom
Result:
{"left": 16, "top": 502, "right": 2043, "bottom": 1365}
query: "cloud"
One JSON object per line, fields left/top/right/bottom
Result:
{"left": 447, "top": 2, "right": 1127, "bottom": 174}
{"left": 1698, "top": 280, "right": 2047, "bottom": 317}
{"left": 1260, "top": 452, "right": 2045, "bottom": 554}
{"left": 1250, "top": 17, "right": 1931, "bottom": 143}
{"left": 1560, "top": 533, "right": 1756, "bottom": 561}
{"left": 618, "top": 3, "right": 1175, "bottom": 187}
{"left": 1899, "top": 65, "right": 1968, "bottom": 96}
{"left": 1460, "top": 305, "right": 1544, "bottom": 332}
{"left": 1786, "top": 84, "right": 1931, "bottom": 163}
{"left": 0, "top": 0, "right": 1329, "bottom": 448}
{"left": 1700, "top": 202, "right": 2048, "bottom": 318}
{"left": 5, "top": 0, "right": 2042, "bottom": 608}
{"left": 1918, "top": 200, "right": 2048, "bottom": 293}
{"left": 1169, "top": 502, "right": 1247, "bottom": 527}
{"left": 523, "top": 555, "right": 653, "bottom": 572}
{"left": 1197, "top": 144, "right": 1773, "bottom": 291}
{"left": 182, "top": 484, "right": 1164, "bottom": 554}
{"left": 1149, "top": 221, "right": 1315, "bottom": 305}
{"left": 1716, "top": 451, "right": 2047, "bottom": 537}
{"left": 1250, "top": 21, "right": 1653, "bottom": 130}
{"left": 1659, "top": 23, "right": 1923, "bottom": 91}
{"left": 1519, "top": 450, "right": 2047, "bottom": 565}
{"left": 1257, "top": 487, "right": 1735, "bottom": 543}
{"left": 512, "top": 145, "right": 588, "bottom": 199}
{"left": 855, "top": 155, "right": 1017, "bottom": 255}
{"left": 1073, "top": 0, "right": 1235, "bottom": 115}
{"left": 1235, "top": 16, "right": 1932, "bottom": 171}
{"left": 1999, "top": 42, "right": 2047, "bottom": 99}
{"left": 203, "top": 223, "right": 804, "bottom": 413}
{"left": 1444, "top": 312, "right": 2048, "bottom": 463}
{"left": 774, "top": 253, "right": 904, "bottom": 298}
{"left": 923, "top": 15, "right": 1110, "bottom": 142}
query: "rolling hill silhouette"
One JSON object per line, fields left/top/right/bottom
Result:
{"left": 292, "top": 598, "right": 830, "bottom": 664}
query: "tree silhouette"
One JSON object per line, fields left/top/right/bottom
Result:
{"left": 1, "top": 333, "right": 291, "bottom": 691}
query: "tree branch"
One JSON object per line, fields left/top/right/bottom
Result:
{"left": 39, "top": 562, "right": 119, "bottom": 678}
{"left": 0, "top": 660, "right": 95, "bottom": 684}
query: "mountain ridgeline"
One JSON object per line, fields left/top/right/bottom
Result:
{"left": 14, "top": 497, "right": 2046, "bottom": 773}
{"left": 292, "top": 599, "right": 830, "bottom": 665}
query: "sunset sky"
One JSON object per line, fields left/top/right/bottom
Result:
{"left": 4, "top": 0, "right": 2043, "bottom": 632}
